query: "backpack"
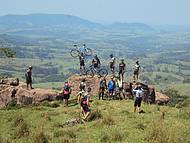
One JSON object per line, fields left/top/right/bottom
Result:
{"left": 64, "top": 83, "right": 70, "bottom": 94}
{"left": 79, "top": 82, "right": 85, "bottom": 90}
{"left": 81, "top": 95, "right": 88, "bottom": 105}
{"left": 100, "top": 80, "right": 106, "bottom": 88}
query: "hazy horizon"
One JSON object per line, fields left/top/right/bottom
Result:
{"left": 0, "top": 0, "right": 190, "bottom": 25}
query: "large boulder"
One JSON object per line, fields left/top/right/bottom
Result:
{"left": 0, "top": 78, "right": 59, "bottom": 107}
{"left": 68, "top": 74, "right": 170, "bottom": 104}
{"left": 68, "top": 74, "right": 113, "bottom": 96}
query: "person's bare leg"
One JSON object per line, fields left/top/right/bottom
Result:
{"left": 134, "top": 106, "right": 137, "bottom": 112}
{"left": 84, "top": 111, "right": 90, "bottom": 120}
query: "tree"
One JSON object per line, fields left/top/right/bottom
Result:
{"left": 0, "top": 48, "right": 15, "bottom": 58}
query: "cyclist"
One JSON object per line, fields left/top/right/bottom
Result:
{"left": 77, "top": 78, "right": 86, "bottom": 104}
{"left": 108, "top": 77, "right": 116, "bottom": 100}
{"left": 133, "top": 60, "right": 141, "bottom": 81}
{"left": 79, "top": 52, "right": 85, "bottom": 75}
{"left": 92, "top": 54, "right": 101, "bottom": 69}
{"left": 98, "top": 77, "right": 107, "bottom": 100}
{"left": 133, "top": 84, "right": 144, "bottom": 113}
{"left": 109, "top": 54, "right": 116, "bottom": 74}
{"left": 119, "top": 59, "right": 126, "bottom": 80}
{"left": 80, "top": 87, "right": 92, "bottom": 121}
{"left": 63, "top": 81, "right": 72, "bottom": 106}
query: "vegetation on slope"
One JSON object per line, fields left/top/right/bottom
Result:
{"left": 0, "top": 98, "right": 190, "bottom": 143}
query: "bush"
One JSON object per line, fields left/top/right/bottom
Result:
{"left": 13, "top": 116, "right": 30, "bottom": 138}
{"left": 54, "top": 128, "right": 76, "bottom": 139}
{"left": 33, "top": 131, "right": 49, "bottom": 143}
{"left": 41, "top": 101, "right": 60, "bottom": 108}
{"left": 101, "top": 113, "right": 114, "bottom": 126}
{"left": 88, "top": 109, "right": 102, "bottom": 121}
{"left": 163, "top": 88, "right": 188, "bottom": 108}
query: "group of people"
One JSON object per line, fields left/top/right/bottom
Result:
{"left": 79, "top": 51, "right": 141, "bottom": 82}
{"left": 60, "top": 76, "right": 146, "bottom": 121}
{"left": 24, "top": 48, "right": 143, "bottom": 120}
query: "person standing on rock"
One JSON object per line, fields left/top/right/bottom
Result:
{"left": 118, "top": 59, "right": 126, "bottom": 80}
{"left": 132, "top": 84, "right": 144, "bottom": 113}
{"left": 109, "top": 54, "right": 116, "bottom": 75}
{"left": 133, "top": 60, "right": 141, "bottom": 82}
{"left": 63, "top": 81, "right": 72, "bottom": 106}
{"left": 25, "top": 66, "right": 34, "bottom": 90}
{"left": 79, "top": 52, "right": 85, "bottom": 75}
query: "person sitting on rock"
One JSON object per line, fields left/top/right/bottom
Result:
{"left": 80, "top": 87, "right": 91, "bottom": 121}
{"left": 25, "top": 66, "right": 34, "bottom": 90}
{"left": 63, "top": 81, "right": 72, "bottom": 106}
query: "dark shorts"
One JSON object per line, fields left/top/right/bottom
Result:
{"left": 119, "top": 87, "right": 123, "bottom": 92}
{"left": 119, "top": 70, "right": 124, "bottom": 74}
{"left": 99, "top": 87, "right": 106, "bottom": 92}
{"left": 26, "top": 77, "right": 32, "bottom": 84}
{"left": 81, "top": 104, "right": 91, "bottom": 112}
{"left": 63, "top": 94, "right": 70, "bottom": 99}
{"left": 80, "top": 61, "right": 85, "bottom": 66}
{"left": 108, "top": 89, "right": 114, "bottom": 94}
{"left": 134, "top": 97, "right": 142, "bottom": 107}
{"left": 110, "top": 63, "right": 114, "bottom": 69}
{"left": 134, "top": 69, "right": 139, "bottom": 75}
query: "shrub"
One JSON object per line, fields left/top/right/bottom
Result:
{"left": 33, "top": 131, "right": 49, "bottom": 143}
{"left": 101, "top": 113, "right": 114, "bottom": 126}
{"left": 163, "top": 88, "right": 189, "bottom": 108}
{"left": 13, "top": 116, "right": 30, "bottom": 138}
{"left": 41, "top": 101, "right": 60, "bottom": 108}
{"left": 88, "top": 109, "right": 102, "bottom": 121}
{"left": 54, "top": 128, "right": 76, "bottom": 139}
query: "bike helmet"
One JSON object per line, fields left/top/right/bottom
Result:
{"left": 29, "top": 66, "right": 32, "bottom": 69}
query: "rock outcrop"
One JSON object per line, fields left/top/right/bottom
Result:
{"left": 68, "top": 74, "right": 170, "bottom": 104}
{"left": 0, "top": 78, "right": 59, "bottom": 107}
{"left": 0, "top": 76, "right": 170, "bottom": 108}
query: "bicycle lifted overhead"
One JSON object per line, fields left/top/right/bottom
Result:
{"left": 70, "top": 44, "right": 93, "bottom": 58}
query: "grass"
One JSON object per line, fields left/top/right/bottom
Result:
{"left": 0, "top": 97, "right": 190, "bottom": 143}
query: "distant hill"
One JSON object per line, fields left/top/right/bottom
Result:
{"left": 0, "top": 14, "right": 154, "bottom": 34}
{"left": 0, "top": 14, "right": 101, "bottom": 29}
{"left": 109, "top": 22, "right": 154, "bottom": 32}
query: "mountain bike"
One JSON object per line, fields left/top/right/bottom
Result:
{"left": 85, "top": 65, "right": 108, "bottom": 78}
{"left": 70, "top": 44, "right": 92, "bottom": 58}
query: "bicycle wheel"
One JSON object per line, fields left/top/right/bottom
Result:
{"left": 70, "top": 49, "right": 80, "bottom": 58}
{"left": 84, "top": 48, "right": 92, "bottom": 56}
{"left": 86, "top": 69, "right": 94, "bottom": 78}
{"left": 98, "top": 69, "right": 108, "bottom": 77}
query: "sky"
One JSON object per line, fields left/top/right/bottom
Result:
{"left": 0, "top": 0, "right": 190, "bottom": 25}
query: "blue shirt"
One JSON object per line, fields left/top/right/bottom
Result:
{"left": 108, "top": 80, "right": 116, "bottom": 90}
